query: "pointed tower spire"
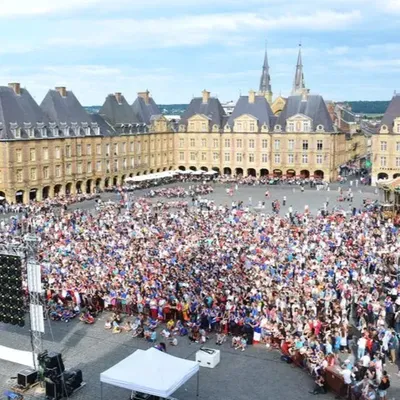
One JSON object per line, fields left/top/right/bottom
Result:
{"left": 292, "top": 43, "right": 307, "bottom": 95}
{"left": 259, "top": 41, "right": 273, "bottom": 104}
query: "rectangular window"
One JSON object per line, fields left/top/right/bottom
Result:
{"left": 16, "top": 169, "right": 23, "bottom": 182}
{"left": 179, "top": 138, "right": 184, "bottom": 148}
{"left": 96, "top": 161, "right": 102, "bottom": 171}
{"left": 106, "top": 161, "right": 110, "bottom": 173}
{"left": 66, "top": 163, "right": 72, "bottom": 175}
{"left": 55, "top": 146, "right": 61, "bottom": 159}
{"left": 201, "top": 122, "right": 207, "bottom": 132}
{"left": 77, "top": 144, "right": 82, "bottom": 157}
{"left": 97, "top": 144, "right": 102, "bottom": 155}
{"left": 130, "top": 141, "right": 134, "bottom": 152}
{"left": 248, "top": 153, "right": 255, "bottom": 163}
{"left": 236, "top": 139, "right": 242, "bottom": 148}
{"left": 317, "top": 140, "right": 323, "bottom": 151}
{"left": 287, "top": 122, "right": 295, "bottom": 132}
{"left": 396, "top": 157, "right": 400, "bottom": 167}
{"left": 302, "top": 140, "right": 309, "bottom": 151}
{"left": 380, "top": 141, "right": 387, "bottom": 151}
{"left": 201, "top": 139, "right": 207, "bottom": 147}
{"left": 262, "top": 153, "right": 268, "bottom": 163}
{"left": 106, "top": 144, "right": 110, "bottom": 156}
{"left": 236, "top": 153, "right": 242, "bottom": 162}
{"left": 114, "top": 160, "right": 118, "bottom": 171}
{"left": 396, "top": 142, "right": 400, "bottom": 152}
{"left": 55, "top": 165, "right": 61, "bottom": 178}
{"left": 16, "top": 149, "right": 22, "bottom": 162}
{"left": 237, "top": 122, "right": 242, "bottom": 132}
{"left": 87, "top": 144, "right": 92, "bottom": 155}
{"left": 262, "top": 139, "right": 268, "bottom": 149}
{"left": 179, "top": 152, "right": 184, "bottom": 161}
{"left": 29, "top": 148, "right": 36, "bottom": 161}
{"left": 43, "top": 166, "right": 49, "bottom": 179}
{"left": 122, "top": 142, "right": 126, "bottom": 154}
{"left": 114, "top": 143, "right": 118, "bottom": 155}
{"left": 248, "top": 139, "right": 255, "bottom": 149}
{"left": 380, "top": 156, "right": 387, "bottom": 167}
{"left": 123, "top": 159, "right": 127, "bottom": 169}
{"left": 30, "top": 168, "right": 36, "bottom": 180}
{"left": 202, "top": 152, "right": 207, "bottom": 161}
{"left": 274, "top": 140, "right": 280, "bottom": 150}
{"left": 190, "top": 138, "right": 195, "bottom": 147}
{"left": 288, "top": 139, "right": 294, "bottom": 151}
{"left": 225, "top": 152, "right": 230, "bottom": 162}
{"left": 274, "top": 153, "right": 280, "bottom": 163}
{"left": 77, "top": 162, "right": 83, "bottom": 174}
{"left": 224, "top": 139, "right": 230, "bottom": 148}
{"left": 189, "top": 122, "right": 195, "bottom": 131}
{"left": 87, "top": 161, "right": 92, "bottom": 173}
{"left": 288, "top": 154, "right": 294, "bottom": 164}
{"left": 137, "top": 143, "right": 141, "bottom": 153}
{"left": 213, "top": 139, "right": 219, "bottom": 148}
{"left": 190, "top": 152, "right": 196, "bottom": 161}
{"left": 303, "top": 121, "right": 310, "bottom": 132}
{"left": 66, "top": 145, "right": 71, "bottom": 158}
{"left": 43, "top": 147, "right": 49, "bottom": 160}
{"left": 213, "top": 152, "right": 218, "bottom": 161}
{"left": 316, "top": 154, "right": 323, "bottom": 164}
{"left": 249, "top": 122, "right": 255, "bottom": 132}
{"left": 302, "top": 154, "right": 308, "bottom": 164}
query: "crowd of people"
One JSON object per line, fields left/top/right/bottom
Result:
{"left": 145, "top": 184, "right": 213, "bottom": 199}
{"left": 1, "top": 179, "right": 399, "bottom": 399}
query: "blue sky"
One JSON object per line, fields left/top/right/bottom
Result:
{"left": 0, "top": 0, "right": 399, "bottom": 105}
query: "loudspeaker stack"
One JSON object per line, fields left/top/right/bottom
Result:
{"left": 38, "top": 350, "right": 83, "bottom": 399}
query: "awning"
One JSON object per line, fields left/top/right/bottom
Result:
{"left": 125, "top": 171, "right": 177, "bottom": 183}
{"left": 100, "top": 348, "right": 199, "bottom": 398}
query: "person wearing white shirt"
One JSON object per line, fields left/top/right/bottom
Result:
{"left": 360, "top": 353, "right": 371, "bottom": 368}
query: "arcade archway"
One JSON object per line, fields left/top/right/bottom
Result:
{"left": 378, "top": 172, "right": 388, "bottom": 180}
{"left": 247, "top": 168, "right": 256, "bottom": 177}
{"left": 286, "top": 169, "right": 296, "bottom": 178}
{"left": 260, "top": 169, "right": 269, "bottom": 177}
{"left": 300, "top": 170, "right": 310, "bottom": 179}
{"left": 314, "top": 170, "right": 324, "bottom": 179}
{"left": 223, "top": 167, "right": 231, "bottom": 175}
{"left": 42, "top": 186, "right": 50, "bottom": 200}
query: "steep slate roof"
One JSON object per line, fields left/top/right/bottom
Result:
{"left": 40, "top": 89, "right": 92, "bottom": 124}
{"left": 99, "top": 94, "right": 141, "bottom": 126}
{"left": 381, "top": 94, "right": 400, "bottom": 132}
{"left": 277, "top": 94, "right": 334, "bottom": 132}
{"left": 132, "top": 96, "right": 161, "bottom": 125}
{"left": 0, "top": 86, "right": 48, "bottom": 140}
{"left": 180, "top": 97, "right": 226, "bottom": 128}
{"left": 91, "top": 113, "right": 117, "bottom": 136}
{"left": 227, "top": 95, "right": 276, "bottom": 128}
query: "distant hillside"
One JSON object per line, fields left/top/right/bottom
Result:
{"left": 84, "top": 104, "right": 188, "bottom": 116}
{"left": 346, "top": 101, "right": 389, "bottom": 115}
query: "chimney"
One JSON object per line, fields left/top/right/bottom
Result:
{"left": 138, "top": 90, "right": 150, "bottom": 105}
{"left": 301, "top": 90, "right": 309, "bottom": 102}
{"left": 202, "top": 89, "right": 210, "bottom": 104}
{"left": 115, "top": 92, "right": 122, "bottom": 104}
{"left": 55, "top": 86, "right": 67, "bottom": 97}
{"left": 8, "top": 82, "right": 21, "bottom": 95}
{"left": 248, "top": 90, "right": 256, "bottom": 104}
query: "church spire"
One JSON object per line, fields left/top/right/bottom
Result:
{"left": 259, "top": 42, "right": 273, "bottom": 104}
{"left": 292, "top": 43, "right": 307, "bottom": 95}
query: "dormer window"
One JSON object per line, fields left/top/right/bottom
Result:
{"left": 71, "top": 122, "right": 79, "bottom": 136}
{"left": 10, "top": 123, "right": 21, "bottom": 139}
{"left": 189, "top": 122, "right": 195, "bottom": 131}
{"left": 224, "top": 124, "right": 231, "bottom": 132}
{"left": 179, "top": 124, "right": 185, "bottom": 132}
{"left": 303, "top": 121, "right": 311, "bottom": 132}
{"left": 91, "top": 122, "right": 100, "bottom": 135}
{"left": 37, "top": 122, "right": 46, "bottom": 137}
{"left": 24, "top": 122, "right": 34, "bottom": 138}
{"left": 212, "top": 124, "right": 219, "bottom": 132}
{"left": 261, "top": 123, "right": 268, "bottom": 132}
{"left": 82, "top": 122, "right": 90, "bottom": 136}
{"left": 287, "top": 122, "right": 295, "bottom": 132}
{"left": 316, "top": 124, "right": 325, "bottom": 132}
{"left": 274, "top": 124, "right": 282, "bottom": 132}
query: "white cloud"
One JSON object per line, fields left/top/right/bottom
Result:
{"left": 46, "top": 10, "right": 362, "bottom": 50}
{"left": 327, "top": 46, "right": 350, "bottom": 55}
{"left": 337, "top": 58, "right": 400, "bottom": 70}
{"left": 385, "top": 0, "right": 400, "bottom": 13}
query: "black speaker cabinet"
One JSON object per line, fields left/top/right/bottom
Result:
{"left": 44, "top": 352, "right": 65, "bottom": 374}
{"left": 17, "top": 368, "right": 38, "bottom": 387}
{"left": 61, "top": 368, "right": 83, "bottom": 395}
{"left": 45, "top": 379, "right": 63, "bottom": 400}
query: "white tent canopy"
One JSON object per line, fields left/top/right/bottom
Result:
{"left": 100, "top": 348, "right": 199, "bottom": 399}
{"left": 125, "top": 171, "right": 177, "bottom": 183}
